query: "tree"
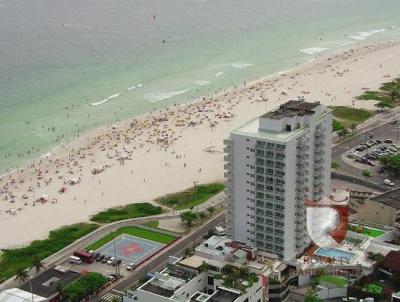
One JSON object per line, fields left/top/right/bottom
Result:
{"left": 305, "top": 288, "right": 322, "bottom": 302}
{"left": 184, "top": 248, "right": 193, "bottom": 257}
{"left": 199, "top": 261, "right": 209, "bottom": 273}
{"left": 15, "top": 268, "right": 29, "bottom": 284}
{"left": 350, "top": 123, "right": 357, "bottom": 132}
{"left": 207, "top": 206, "right": 215, "bottom": 217}
{"left": 180, "top": 211, "right": 198, "bottom": 230}
{"left": 362, "top": 169, "right": 372, "bottom": 180}
{"left": 199, "top": 212, "right": 207, "bottom": 223}
{"left": 338, "top": 128, "right": 349, "bottom": 138}
{"left": 55, "top": 282, "right": 65, "bottom": 300}
{"left": 31, "top": 256, "right": 44, "bottom": 275}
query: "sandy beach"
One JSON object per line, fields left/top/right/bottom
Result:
{"left": 1, "top": 40, "right": 400, "bottom": 249}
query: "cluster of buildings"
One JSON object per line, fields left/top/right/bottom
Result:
{"left": 1, "top": 100, "right": 400, "bottom": 302}
{"left": 125, "top": 101, "right": 400, "bottom": 302}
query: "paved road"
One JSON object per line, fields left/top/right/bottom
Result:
{"left": 104, "top": 212, "right": 225, "bottom": 295}
{"left": 332, "top": 120, "right": 400, "bottom": 186}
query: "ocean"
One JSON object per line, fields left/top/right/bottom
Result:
{"left": 1, "top": 0, "right": 400, "bottom": 174}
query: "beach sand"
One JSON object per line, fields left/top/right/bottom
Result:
{"left": 1, "top": 40, "right": 400, "bottom": 249}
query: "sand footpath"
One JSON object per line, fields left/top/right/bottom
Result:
{"left": 1, "top": 40, "right": 400, "bottom": 249}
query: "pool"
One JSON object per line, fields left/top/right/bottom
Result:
{"left": 315, "top": 247, "right": 356, "bottom": 262}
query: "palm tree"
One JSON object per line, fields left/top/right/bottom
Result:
{"left": 207, "top": 206, "right": 215, "bottom": 217}
{"left": 55, "top": 282, "right": 65, "bottom": 300}
{"left": 31, "top": 256, "right": 44, "bottom": 275}
{"left": 199, "top": 212, "right": 207, "bottom": 223}
{"left": 15, "top": 267, "right": 29, "bottom": 284}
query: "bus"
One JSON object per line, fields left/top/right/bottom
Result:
{"left": 69, "top": 256, "right": 82, "bottom": 264}
{"left": 73, "top": 250, "right": 94, "bottom": 263}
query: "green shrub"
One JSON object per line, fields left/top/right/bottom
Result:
{"left": 91, "top": 202, "right": 162, "bottom": 223}
{"left": 0, "top": 223, "right": 98, "bottom": 283}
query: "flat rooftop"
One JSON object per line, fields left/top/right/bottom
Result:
{"left": 141, "top": 272, "right": 186, "bottom": 298}
{"left": 370, "top": 189, "right": 400, "bottom": 210}
{"left": 210, "top": 289, "right": 240, "bottom": 302}
{"left": 19, "top": 266, "right": 81, "bottom": 298}
{"left": 262, "top": 100, "right": 320, "bottom": 119}
{"left": 232, "top": 116, "right": 304, "bottom": 141}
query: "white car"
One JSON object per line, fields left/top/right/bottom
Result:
{"left": 107, "top": 256, "right": 115, "bottom": 265}
{"left": 383, "top": 179, "right": 394, "bottom": 186}
{"left": 126, "top": 263, "right": 136, "bottom": 271}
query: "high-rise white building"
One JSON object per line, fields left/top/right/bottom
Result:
{"left": 224, "top": 100, "right": 332, "bottom": 261}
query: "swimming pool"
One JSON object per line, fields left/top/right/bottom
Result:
{"left": 315, "top": 247, "right": 356, "bottom": 261}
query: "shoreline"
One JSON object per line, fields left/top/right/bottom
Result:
{"left": 1, "top": 39, "right": 400, "bottom": 249}
{"left": 0, "top": 38, "right": 384, "bottom": 179}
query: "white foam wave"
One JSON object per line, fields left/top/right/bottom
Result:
{"left": 231, "top": 63, "right": 254, "bottom": 69}
{"left": 349, "top": 29, "right": 386, "bottom": 41}
{"left": 145, "top": 89, "right": 190, "bottom": 102}
{"left": 137, "top": 83, "right": 143, "bottom": 88}
{"left": 215, "top": 71, "right": 224, "bottom": 77}
{"left": 127, "top": 86, "right": 136, "bottom": 91}
{"left": 196, "top": 80, "right": 210, "bottom": 86}
{"left": 91, "top": 92, "right": 121, "bottom": 106}
{"left": 300, "top": 47, "right": 328, "bottom": 55}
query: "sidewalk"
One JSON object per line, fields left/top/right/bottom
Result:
{"left": 0, "top": 192, "right": 225, "bottom": 291}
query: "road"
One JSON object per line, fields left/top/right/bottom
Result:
{"left": 106, "top": 212, "right": 225, "bottom": 295}
{"left": 332, "top": 120, "right": 400, "bottom": 186}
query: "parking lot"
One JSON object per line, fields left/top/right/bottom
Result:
{"left": 61, "top": 234, "right": 167, "bottom": 278}
{"left": 333, "top": 120, "right": 400, "bottom": 187}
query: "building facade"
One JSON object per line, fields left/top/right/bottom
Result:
{"left": 224, "top": 100, "right": 332, "bottom": 260}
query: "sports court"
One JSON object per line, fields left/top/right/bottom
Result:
{"left": 95, "top": 234, "right": 166, "bottom": 265}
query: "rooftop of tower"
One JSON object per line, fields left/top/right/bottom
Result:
{"left": 262, "top": 100, "right": 321, "bottom": 120}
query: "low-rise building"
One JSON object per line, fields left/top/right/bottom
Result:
{"left": 124, "top": 255, "right": 262, "bottom": 302}
{"left": 0, "top": 288, "right": 47, "bottom": 302}
{"left": 356, "top": 189, "right": 400, "bottom": 227}
{"left": 18, "top": 266, "right": 81, "bottom": 302}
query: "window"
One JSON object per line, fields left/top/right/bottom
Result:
{"left": 208, "top": 276, "right": 214, "bottom": 286}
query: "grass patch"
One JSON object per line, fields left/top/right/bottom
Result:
{"left": 156, "top": 183, "right": 224, "bottom": 210}
{"left": 331, "top": 106, "right": 373, "bottom": 128}
{"left": 86, "top": 226, "right": 176, "bottom": 251}
{"left": 357, "top": 78, "right": 400, "bottom": 109}
{"left": 331, "top": 160, "right": 340, "bottom": 170}
{"left": 332, "top": 119, "right": 345, "bottom": 132}
{"left": 363, "top": 283, "right": 383, "bottom": 294}
{"left": 348, "top": 224, "right": 385, "bottom": 238}
{"left": 319, "top": 275, "right": 348, "bottom": 287}
{"left": 144, "top": 220, "right": 159, "bottom": 229}
{"left": 91, "top": 202, "right": 163, "bottom": 223}
{"left": 0, "top": 223, "right": 98, "bottom": 283}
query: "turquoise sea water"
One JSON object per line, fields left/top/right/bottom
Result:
{"left": 1, "top": 0, "right": 400, "bottom": 173}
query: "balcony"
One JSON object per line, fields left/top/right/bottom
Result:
{"left": 224, "top": 163, "right": 231, "bottom": 170}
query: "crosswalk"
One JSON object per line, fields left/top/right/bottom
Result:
{"left": 101, "top": 291, "right": 123, "bottom": 302}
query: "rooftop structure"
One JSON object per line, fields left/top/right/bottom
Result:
{"left": 262, "top": 100, "right": 321, "bottom": 119}
{"left": 19, "top": 266, "right": 81, "bottom": 299}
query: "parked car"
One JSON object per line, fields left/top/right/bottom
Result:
{"left": 112, "top": 259, "right": 122, "bottom": 267}
{"left": 107, "top": 256, "right": 115, "bottom": 265}
{"left": 384, "top": 139, "right": 393, "bottom": 143}
{"left": 126, "top": 263, "right": 136, "bottom": 271}
{"left": 383, "top": 179, "right": 394, "bottom": 186}
{"left": 102, "top": 256, "right": 111, "bottom": 264}
{"left": 96, "top": 254, "right": 105, "bottom": 262}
